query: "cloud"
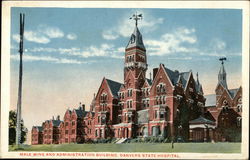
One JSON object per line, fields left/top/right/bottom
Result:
{"left": 78, "top": 44, "right": 123, "bottom": 58}
{"left": 10, "top": 54, "right": 84, "bottom": 64}
{"left": 12, "top": 25, "right": 65, "bottom": 44}
{"left": 210, "top": 38, "right": 226, "bottom": 51}
{"left": 102, "top": 11, "right": 164, "bottom": 40}
{"left": 38, "top": 25, "right": 64, "bottom": 38}
{"left": 66, "top": 33, "right": 77, "bottom": 40}
{"left": 12, "top": 34, "right": 20, "bottom": 43}
{"left": 145, "top": 27, "right": 198, "bottom": 56}
{"left": 24, "top": 31, "right": 51, "bottom": 44}
{"left": 102, "top": 30, "right": 119, "bottom": 40}
{"left": 25, "top": 44, "right": 124, "bottom": 59}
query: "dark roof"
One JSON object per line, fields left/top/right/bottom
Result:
{"left": 106, "top": 79, "right": 123, "bottom": 98}
{"left": 137, "top": 109, "right": 149, "bottom": 124}
{"left": 179, "top": 72, "right": 190, "bottom": 88}
{"left": 164, "top": 67, "right": 180, "bottom": 85}
{"left": 52, "top": 120, "right": 62, "bottom": 127}
{"left": 228, "top": 88, "right": 239, "bottom": 99}
{"left": 126, "top": 26, "right": 145, "bottom": 50}
{"left": 146, "top": 78, "right": 152, "bottom": 86}
{"left": 189, "top": 116, "right": 215, "bottom": 125}
{"left": 33, "top": 126, "right": 43, "bottom": 132}
{"left": 204, "top": 94, "right": 216, "bottom": 107}
{"left": 37, "top": 126, "right": 43, "bottom": 132}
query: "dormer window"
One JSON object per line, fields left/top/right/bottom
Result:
{"left": 130, "top": 34, "right": 136, "bottom": 43}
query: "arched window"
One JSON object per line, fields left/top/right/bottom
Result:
{"left": 237, "top": 104, "right": 242, "bottom": 112}
{"left": 237, "top": 117, "right": 242, "bottom": 127}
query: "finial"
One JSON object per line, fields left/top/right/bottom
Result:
{"left": 196, "top": 72, "right": 200, "bottom": 84}
{"left": 219, "top": 57, "right": 227, "bottom": 65}
{"left": 149, "top": 72, "right": 152, "bottom": 81}
{"left": 130, "top": 12, "right": 143, "bottom": 27}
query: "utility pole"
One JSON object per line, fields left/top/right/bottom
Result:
{"left": 16, "top": 13, "right": 25, "bottom": 146}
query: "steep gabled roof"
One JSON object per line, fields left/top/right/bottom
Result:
{"left": 52, "top": 120, "right": 62, "bottom": 127}
{"left": 33, "top": 126, "right": 43, "bottom": 132}
{"left": 179, "top": 71, "right": 191, "bottom": 89}
{"left": 37, "top": 126, "right": 43, "bottom": 132}
{"left": 106, "top": 79, "right": 123, "bottom": 98}
{"left": 189, "top": 116, "right": 215, "bottom": 125}
{"left": 164, "top": 67, "right": 180, "bottom": 86}
{"left": 146, "top": 78, "right": 152, "bottom": 86}
{"left": 228, "top": 88, "right": 240, "bottom": 99}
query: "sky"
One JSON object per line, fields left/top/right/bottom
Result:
{"left": 10, "top": 8, "right": 242, "bottom": 131}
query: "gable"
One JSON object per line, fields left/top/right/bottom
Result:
{"left": 184, "top": 72, "right": 197, "bottom": 94}
{"left": 217, "top": 89, "right": 233, "bottom": 107}
{"left": 150, "top": 65, "right": 174, "bottom": 95}
{"left": 233, "top": 87, "right": 242, "bottom": 102}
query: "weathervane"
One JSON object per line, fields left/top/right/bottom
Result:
{"left": 219, "top": 57, "right": 227, "bottom": 64}
{"left": 130, "top": 12, "right": 143, "bottom": 26}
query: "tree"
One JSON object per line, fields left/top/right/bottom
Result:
{"left": 9, "top": 110, "right": 27, "bottom": 145}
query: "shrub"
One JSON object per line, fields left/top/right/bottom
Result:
{"left": 164, "top": 138, "right": 169, "bottom": 143}
{"left": 158, "top": 137, "right": 165, "bottom": 143}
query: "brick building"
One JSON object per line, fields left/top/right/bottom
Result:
{"left": 60, "top": 104, "right": 88, "bottom": 144}
{"left": 189, "top": 60, "right": 242, "bottom": 142}
{"left": 41, "top": 116, "right": 62, "bottom": 144}
{"left": 31, "top": 19, "right": 241, "bottom": 144}
{"left": 31, "top": 126, "right": 43, "bottom": 145}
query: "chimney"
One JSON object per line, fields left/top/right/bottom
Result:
{"left": 79, "top": 102, "right": 82, "bottom": 110}
{"left": 82, "top": 104, "right": 85, "bottom": 111}
{"left": 57, "top": 115, "right": 60, "bottom": 120}
{"left": 153, "top": 68, "right": 158, "bottom": 80}
{"left": 52, "top": 116, "right": 54, "bottom": 120}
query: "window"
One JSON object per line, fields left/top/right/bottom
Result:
{"left": 72, "top": 129, "right": 75, "bottom": 134}
{"left": 100, "top": 129, "right": 103, "bottom": 138}
{"left": 223, "top": 100, "right": 228, "bottom": 105}
{"left": 65, "top": 130, "right": 68, "bottom": 134}
{"left": 155, "top": 110, "right": 158, "bottom": 119}
{"left": 237, "top": 117, "right": 242, "bottom": 127}
{"left": 72, "top": 121, "right": 75, "bottom": 126}
{"left": 98, "top": 116, "right": 101, "bottom": 123}
{"left": 65, "top": 138, "right": 68, "bottom": 143}
{"left": 237, "top": 104, "right": 242, "bottom": 112}
{"left": 95, "top": 130, "right": 98, "bottom": 137}
{"left": 238, "top": 98, "right": 242, "bottom": 103}
{"left": 160, "top": 111, "right": 165, "bottom": 119}
{"left": 163, "top": 96, "right": 166, "bottom": 104}
{"left": 130, "top": 101, "right": 132, "bottom": 108}
{"left": 127, "top": 89, "right": 133, "bottom": 97}
{"left": 128, "top": 114, "right": 132, "bottom": 122}
{"left": 65, "top": 122, "right": 68, "bottom": 126}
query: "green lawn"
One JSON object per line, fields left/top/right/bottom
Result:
{"left": 9, "top": 142, "right": 241, "bottom": 153}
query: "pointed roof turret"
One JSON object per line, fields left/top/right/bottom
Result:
{"left": 126, "top": 13, "right": 145, "bottom": 51}
{"left": 195, "top": 72, "right": 203, "bottom": 94}
{"left": 218, "top": 57, "right": 228, "bottom": 89}
{"left": 126, "top": 25, "right": 145, "bottom": 51}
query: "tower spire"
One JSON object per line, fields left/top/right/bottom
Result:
{"left": 218, "top": 57, "right": 227, "bottom": 89}
{"left": 196, "top": 72, "right": 200, "bottom": 85}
